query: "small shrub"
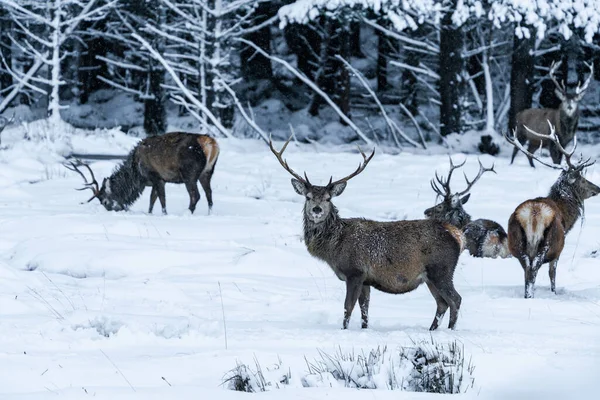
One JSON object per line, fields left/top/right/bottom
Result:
{"left": 303, "top": 338, "right": 475, "bottom": 394}
{"left": 223, "top": 356, "right": 291, "bottom": 392}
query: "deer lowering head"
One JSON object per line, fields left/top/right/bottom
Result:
{"left": 506, "top": 123, "right": 600, "bottom": 298}
{"left": 424, "top": 157, "right": 495, "bottom": 229}
{"left": 270, "top": 136, "right": 464, "bottom": 331}
{"left": 65, "top": 133, "right": 219, "bottom": 214}
{"left": 511, "top": 61, "right": 594, "bottom": 167}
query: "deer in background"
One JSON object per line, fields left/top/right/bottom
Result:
{"left": 506, "top": 123, "right": 600, "bottom": 298}
{"left": 425, "top": 158, "right": 510, "bottom": 259}
{"left": 270, "top": 137, "right": 463, "bottom": 331}
{"left": 511, "top": 61, "right": 593, "bottom": 167}
{"left": 65, "top": 132, "right": 219, "bottom": 214}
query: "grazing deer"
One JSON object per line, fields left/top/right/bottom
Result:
{"left": 506, "top": 123, "right": 600, "bottom": 298}
{"left": 65, "top": 132, "right": 219, "bottom": 214}
{"left": 269, "top": 137, "right": 463, "bottom": 331}
{"left": 425, "top": 158, "right": 510, "bottom": 259}
{"left": 511, "top": 61, "right": 593, "bottom": 167}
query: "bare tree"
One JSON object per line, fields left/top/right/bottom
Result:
{"left": 0, "top": 0, "right": 114, "bottom": 127}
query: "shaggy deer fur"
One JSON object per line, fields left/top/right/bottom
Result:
{"left": 511, "top": 61, "right": 593, "bottom": 167}
{"left": 65, "top": 132, "right": 219, "bottom": 214}
{"left": 425, "top": 158, "right": 510, "bottom": 259}
{"left": 270, "top": 137, "right": 464, "bottom": 331}
{"left": 506, "top": 124, "right": 600, "bottom": 298}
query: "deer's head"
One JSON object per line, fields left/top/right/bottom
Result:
{"left": 424, "top": 157, "right": 495, "bottom": 228}
{"left": 64, "top": 160, "right": 125, "bottom": 211}
{"left": 269, "top": 136, "right": 374, "bottom": 224}
{"left": 506, "top": 122, "right": 600, "bottom": 200}
{"left": 549, "top": 60, "right": 594, "bottom": 117}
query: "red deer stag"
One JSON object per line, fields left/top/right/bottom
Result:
{"left": 269, "top": 137, "right": 464, "bottom": 330}
{"left": 506, "top": 123, "right": 600, "bottom": 298}
{"left": 425, "top": 158, "right": 510, "bottom": 259}
{"left": 65, "top": 132, "right": 219, "bottom": 214}
{"left": 511, "top": 61, "right": 593, "bottom": 167}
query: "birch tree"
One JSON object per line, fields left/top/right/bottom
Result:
{"left": 0, "top": 0, "right": 114, "bottom": 127}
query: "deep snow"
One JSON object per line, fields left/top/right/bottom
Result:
{"left": 1, "top": 129, "right": 600, "bottom": 399}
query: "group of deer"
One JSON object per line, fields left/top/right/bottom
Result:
{"left": 62, "top": 60, "right": 598, "bottom": 332}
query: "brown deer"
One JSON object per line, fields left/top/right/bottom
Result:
{"left": 269, "top": 137, "right": 463, "bottom": 331}
{"left": 65, "top": 132, "right": 219, "bottom": 214}
{"left": 506, "top": 123, "right": 600, "bottom": 298}
{"left": 510, "top": 61, "right": 593, "bottom": 167}
{"left": 425, "top": 158, "right": 510, "bottom": 259}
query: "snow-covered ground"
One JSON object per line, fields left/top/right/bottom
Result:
{"left": 1, "top": 130, "right": 600, "bottom": 399}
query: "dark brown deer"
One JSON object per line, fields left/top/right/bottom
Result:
{"left": 506, "top": 123, "right": 600, "bottom": 298}
{"left": 270, "top": 137, "right": 464, "bottom": 331}
{"left": 510, "top": 61, "right": 593, "bottom": 167}
{"left": 65, "top": 132, "right": 219, "bottom": 214}
{"left": 425, "top": 158, "right": 510, "bottom": 259}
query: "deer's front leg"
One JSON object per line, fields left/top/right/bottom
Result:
{"left": 343, "top": 275, "right": 365, "bottom": 329}
{"left": 148, "top": 186, "right": 158, "bottom": 214}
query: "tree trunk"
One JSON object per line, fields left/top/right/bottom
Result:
{"left": 143, "top": 62, "right": 167, "bottom": 136}
{"left": 539, "top": 36, "right": 565, "bottom": 109}
{"left": 376, "top": 19, "right": 392, "bottom": 92}
{"left": 350, "top": 21, "right": 363, "bottom": 58}
{"left": 508, "top": 28, "right": 536, "bottom": 132}
{"left": 240, "top": 2, "right": 273, "bottom": 81}
{"left": 439, "top": 9, "right": 465, "bottom": 136}
{"left": 284, "top": 23, "right": 321, "bottom": 80}
{"left": 0, "top": 12, "right": 12, "bottom": 92}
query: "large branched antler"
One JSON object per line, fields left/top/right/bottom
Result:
{"left": 64, "top": 159, "right": 100, "bottom": 202}
{"left": 430, "top": 156, "right": 466, "bottom": 198}
{"left": 549, "top": 60, "right": 567, "bottom": 96}
{"left": 268, "top": 134, "right": 375, "bottom": 187}
{"left": 328, "top": 146, "right": 375, "bottom": 187}
{"left": 456, "top": 159, "right": 496, "bottom": 197}
{"left": 575, "top": 62, "right": 594, "bottom": 97}
{"left": 269, "top": 135, "right": 311, "bottom": 185}
{"left": 505, "top": 121, "right": 595, "bottom": 172}
{"left": 431, "top": 156, "right": 495, "bottom": 199}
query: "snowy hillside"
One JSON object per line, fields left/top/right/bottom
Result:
{"left": 1, "top": 130, "right": 600, "bottom": 399}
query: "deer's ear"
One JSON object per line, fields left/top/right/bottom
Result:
{"left": 291, "top": 178, "right": 308, "bottom": 196}
{"left": 329, "top": 181, "right": 347, "bottom": 197}
{"left": 554, "top": 88, "right": 567, "bottom": 102}
{"left": 460, "top": 193, "right": 471, "bottom": 205}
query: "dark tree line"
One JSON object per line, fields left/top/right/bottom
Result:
{"left": 0, "top": 0, "right": 599, "bottom": 148}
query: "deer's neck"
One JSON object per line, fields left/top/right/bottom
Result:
{"left": 548, "top": 178, "right": 583, "bottom": 233}
{"left": 447, "top": 210, "right": 471, "bottom": 230}
{"left": 303, "top": 207, "right": 344, "bottom": 262}
{"left": 107, "top": 150, "right": 147, "bottom": 209}
{"left": 559, "top": 108, "right": 579, "bottom": 136}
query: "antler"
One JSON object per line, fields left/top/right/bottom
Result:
{"left": 549, "top": 60, "right": 567, "bottom": 95}
{"left": 456, "top": 159, "right": 496, "bottom": 197}
{"left": 269, "top": 135, "right": 310, "bottom": 185}
{"left": 575, "top": 61, "right": 594, "bottom": 96}
{"left": 64, "top": 159, "right": 100, "bottom": 202}
{"left": 328, "top": 146, "right": 375, "bottom": 187}
{"left": 430, "top": 156, "right": 466, "bottom": 198}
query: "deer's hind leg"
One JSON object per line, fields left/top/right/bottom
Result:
{"left": 199, "top": 163, "right": 216, "bottom": 214}
{"left": 184, "top": 179, "right": 200, "bottom": 214}
{"left": 426, "top": 263, "right": 462, "bottom": 330}
{"left": 358, "top": 285, "right": 370, "bottom": 329}
{"left": 426, "top": 281, "right": 449, "bottom": 331}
